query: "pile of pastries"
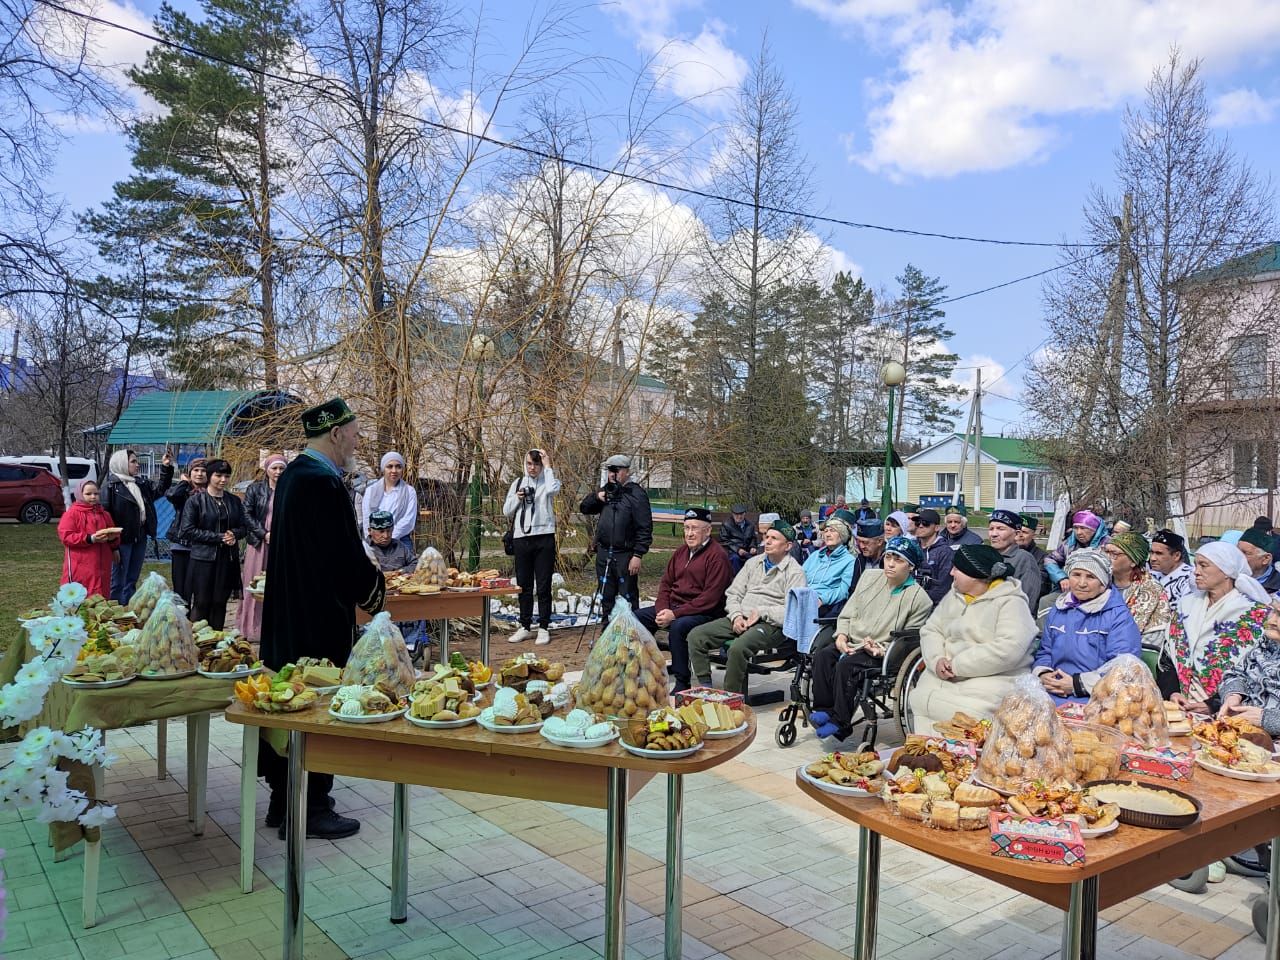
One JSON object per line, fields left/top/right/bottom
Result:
{"left": 341, "top": 614, "right": 416, "bottom": 698}
{"left": 621, "top": 708, "right": 705, "bottom": 751}
{"left": 1193, "top": 716, "right": 1280, "bottom": 774}
{"left": 1006, "top": 783, "right": 1120, "bottom": 830}
{"left": 1085, "top": 781, "right": 1196, "bottom": 816}
{"left": 498, "top": 653, "right": 564, "bottom": 691}
{"left": 488, "top": 686, "right": 549, "bottom": 726}
{"left": 410, "top": 674, "right": 481, "bottom": 721}
{"left": 575, "top": 617, "right": 669, "bottom": 718}
{"left": 976, "top": 686, "right": 1073, "bottom": 792}
{"left": 933, "top": 711, "right": 991, "bottom": 747}
{"left": 332, "top": 683, "right": 401, "bottom": 717}
{"left": 127, "top": 574, "right": 169, "bottom": 625}
{"left": 448, "top": 567, "right": 500, "bottom": 587}
{"left": 197, "top": 636, "right": 258, "bottom": 673}
{"left": 1066, "top": 723, "right": 1124, "bottom": 783}
{"left": 65, "top": 647, "right": 137, "bottom": 683}
{"left": 888, "top": 735, "right": 968, "bottom": 775}
{"left": 1082, "top": 655, "right": 1170, "bottom": 746}
{"left": 805, "top": 751, "right": 885, "bottom": 792}
{"left": 886, "top": 770, "right": 1003, "bottom": 830}
{"left": 135, "top": 592, "right": 199, "bottom": 677}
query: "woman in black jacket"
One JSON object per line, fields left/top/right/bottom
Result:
{"left": 102, "top": 449, "right": 174, "bottom": 603}
{"left": 164, "top": 457, "right": 207, "bottom": 604}
{"left": 236, "top": 454, "right": 285, "bottom": 640}
{"left": 179, "top": 458, "right": 247, "bottom": 630}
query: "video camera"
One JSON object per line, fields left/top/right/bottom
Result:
{"left": 603, "top": 467, "right": 621, "bottom": 499}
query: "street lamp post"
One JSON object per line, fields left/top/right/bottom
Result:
{"left": 464, "top": 333, "right": 495, "bottom": 572}
{"left": 880, "top": 361, "right": 906, "bottom": 519}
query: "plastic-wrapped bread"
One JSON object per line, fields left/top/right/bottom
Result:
{"left": 575, "top": 602, "right": 668, "bottom": 717}
{"left": 1082, "top": 653, "right": 1171, "bottom": 747}
{"left": 339, "top": 612, "right": 416, "bottom": 699}
{"left": 127, "top": 571, "right": 169, "bottom": 626}
{"left": 976, "top": 676, "right": 1074, "bottom": 792}
{"left": 135, "top": 591, "right": 197, "bottom": 676}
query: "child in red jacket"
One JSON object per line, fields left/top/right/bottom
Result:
{"left": 57, "top": 479, "right": 120, "bottom": 597}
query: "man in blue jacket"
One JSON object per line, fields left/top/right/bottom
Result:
{"left": 908, "top": 508, "right": 953, "bottom": 606}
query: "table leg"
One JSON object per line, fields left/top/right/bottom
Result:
{"left": 664, "top": 773, "right": 683, "bottom": 960}
{"left": 604, "top": 768, "right": 628, "bottom": 960}
{"left": 1267, "top": 833, "right": 1278, "bottom": 959}
{"left": 82, "top": 837, "right": 101, "bottom": 928}
{"left": 191, "top": 713, "right": 210, "bottom": 836}
{"left": 284, "top": 731, "right": 307, "bottom": 960}
{"left": 1060, "top": 876, "right": 1098, "bottom": 960}
{"left": 391, "top": 783, "right": 409, "bottom": 923}
{"left": 157, "top": 718, "right": 167, "bottom": 780}
{"left": 480, "top": 600, "right": 491, "bottom": 665}
{"left": 854, "top": 826, "right": 880, "bottom": 960}
{"left": 186, "top": 715, "right": 197, "bottom": 825}
{"left": 439, "top": 618, "right": 450, "bottom": 662}
{"left": 240, "top": 726, "right": 260, "bottom": 894}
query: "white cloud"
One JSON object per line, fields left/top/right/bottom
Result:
{"left": 949, "top": 353, "right": 1008, "bottom": 400}
{"left": 1211, "top": 87, "right": 1277, "bottom": 127}
{"left": 794, "top": 0, "right": 1280, "bottom": 178}
{"left": 608, "top": 1, "right": 748, "bottom": 109}
{"left": 34, "top": 0, "right": 158, "bottom": 118}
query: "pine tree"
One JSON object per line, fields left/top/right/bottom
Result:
{"left": 886, "top": 264, "right": 963, "bottom": 445}
{"left": 99, "top": 0, "right": 301, "bottom": 387}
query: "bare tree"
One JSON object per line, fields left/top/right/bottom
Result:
{"left": 1026, "top": 52, "right": 1278, "bottom": 522}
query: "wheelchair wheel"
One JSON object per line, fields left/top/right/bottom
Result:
{"left": 775, "top": 722, "right": 797, "bottom": 748}
{"left": 893, "top": 649, "right": 925, "bottom": 740}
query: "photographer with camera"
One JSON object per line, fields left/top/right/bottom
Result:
{"left": 580, "top": 454, "right": 653, "bottom": 620}
{"left": 502, "top": 448, "right": 561, "bottom": 645}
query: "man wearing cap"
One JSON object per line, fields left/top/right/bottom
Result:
{"left": 635, "top": 508, "right": 733, "bottom": 691}
{"left": 1015, "top": 515, "right": 1054, "bottom": 597}
{"left": 719, "top": 504, "right": 758, "bottom": 574}
{"left": 941, "top": 508, "right": 982, "bottom": 549}
{"left": 850, "top": 518, "right": 887, "bottom": 593}
{"left": 987, "top": 509, "right": 1044, "bottom": 614}
{"left": 261, "top": 397, "right": 385, "bottom": 840}
{"left": 796, "top": 510, "right": 819, "bottom": 558}
{"left": 366, "top": 510, "right": 418, "bottom": 573}
{"left": 580, "top": 454, "right": 652, "bottom": 619}
{"left": 1238, "top": 528, "right": 1280, "bottom": 595}
{"left": 1149, "top": 529, "right": 1195, "bottom": 604}
{"left": 360, "top": 450, "right": 418, "bottom": 551}
{"left": 689, "top": 522, "right": 807, "bottom": 694}
{"left": 855, "top": 498, "right": 877, "bottom": 524}
{"left": 755, "top": 511, "right": 804, "bottom": 563}
{"left": 908, "top": 508, "right": 953, "bottom": 607}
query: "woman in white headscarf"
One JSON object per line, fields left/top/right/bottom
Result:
{"left": 101, "top": 448, "right": 173, "bottom": 603}
{"left": 360, "top": 451, "right": 419, "bottom": 552}
{"left": 1159, "top": 540, "right": 1271, "bottom": 714}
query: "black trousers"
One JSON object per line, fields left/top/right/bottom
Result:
{"left": 513, "top": 533, "right": 556, "bottom": 629}
{"left": 634, "top": 606, "right": 714, "bottom": 690}
{"left": 258, "top": 736, "right": 335, "bottom": 814}
{"left": 596, "top": 552, "right": 639, "bottom": 621}
{"left": 170, "top": 548, "right": 191, "bottom": 603}
{"left": 811, "top": 645, "right": 882, "bottom": 731}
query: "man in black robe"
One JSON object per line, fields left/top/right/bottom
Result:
{"left": 259, "top": 397, "right": 385, "bottom": 839}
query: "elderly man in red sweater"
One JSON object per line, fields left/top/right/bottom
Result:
{"left": 635, "top": 507, "right": 733, "bottom": 692}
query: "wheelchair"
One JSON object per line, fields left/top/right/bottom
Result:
{"left": 774, "top": 627, "right": 925, "bottom": 749}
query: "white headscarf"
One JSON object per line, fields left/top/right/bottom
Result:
{"left": 108, "top": 450, "right": 146, "bottom": 515}
{"left": 1196, "top": 540, "right": 1271, "bottom": 603}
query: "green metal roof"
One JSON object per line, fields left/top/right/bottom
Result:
{"left": 107, "top": 390, "right": 285, "bottom": 445}
{"left": 1186, "top": 243, "right": 1280, "bottom": 285}
{"left": 952, "top": 433, "right": 1045, "bottom": 468}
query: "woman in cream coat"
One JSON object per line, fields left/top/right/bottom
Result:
{"left": 910, "top": 544, "right": 1038, "bottom": 734}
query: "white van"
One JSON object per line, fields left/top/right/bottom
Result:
{"left": 0, "top": 456, "right": 99, "bottom": 507}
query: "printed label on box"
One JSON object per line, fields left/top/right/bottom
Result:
{"left": 674, "top": 686, "right": 745, "bottom": 711}
{"left": 1119, "top": 746, "right": 1194, "bottom": 782}
{"left": 989, "top": 812, "right": 1085, "bottom": 867}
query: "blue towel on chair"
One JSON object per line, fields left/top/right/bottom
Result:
{"left": 784, "top": 587, "right": 821, "bottom": 654}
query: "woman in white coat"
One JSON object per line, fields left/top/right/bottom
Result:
{"left": 909, "top": 544, "right": 1038, "bottom": 735}
{"left": 502, "top": 448, "right": 560, "bottom": 645}
{"left": 361, "top": 451, "right": 419, "bottom": 552}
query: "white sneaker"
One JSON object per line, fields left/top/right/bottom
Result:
{"left": 535, "top": 629, "right": 551, "bottom": 645}
{"left": 508, "top": 627, "right": 533, "bottom": 643}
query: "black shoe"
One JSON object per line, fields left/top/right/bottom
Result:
{"left": 277, "top": 808, "right": 360, "bottom": 841}
{"left": 267, "top": 795, "right": 335, "bottom": 830}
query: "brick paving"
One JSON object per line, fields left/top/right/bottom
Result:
{"left": 1, "top": 681, "right": 1271, "bottom": 960}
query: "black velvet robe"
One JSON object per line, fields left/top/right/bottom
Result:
{"left": 260, "top": 451, "right": 385, "bottom": 669}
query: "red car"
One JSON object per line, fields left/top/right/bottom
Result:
{"left": 0, "top": 463, "right": 66, "bottom": 524}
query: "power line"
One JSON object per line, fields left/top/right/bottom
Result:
{"left": 31, "top": 0, "right": 1274, "bottom": 256}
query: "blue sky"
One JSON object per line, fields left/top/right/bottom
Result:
{"left": 42, "top": 0, "right": 1280, "bottom": 438}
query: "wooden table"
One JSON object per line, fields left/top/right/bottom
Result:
{"left": 227, "top": 699, "right": 755, "bottom": 960}
{"left": 357, "top": 588, "right": 518, "bottom": 662}
{"left": 796, "top": 769, "right": 1280, "bottom": 960}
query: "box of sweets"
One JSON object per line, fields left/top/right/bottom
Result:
{"left": 480, "top": 577, "right": 512, "bottom": 589}
{"left": 923, "top": 737, "right": 979, "bottom": 761}
{"left": 989, "top": 812, "right": 1085, "bottom": 867}
{"left": 1056, "top": 702, "right": 1087, "bottom": 722}
{"left": 1119, "top": 745, "right": 1194, "bottom": 782}
{"left": 674, "top": 686, "right": 745, "bottom": 711}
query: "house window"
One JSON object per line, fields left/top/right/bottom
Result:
{"left": 935, "top": 472, "right": 957, "bottom": 493}
{"left": 1024, "top": 471, "right": 1054, "bottom": 502}
{"left": 1229, "top": 335, "right": 1268, "bottom": 397}
{"left": 1233, "top": 441, "right": 1277, "bottom": 490}
{"left": 1001, "top": 472, "right": 1020, "bottom": 501}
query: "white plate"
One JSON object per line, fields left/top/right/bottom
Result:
{"left": 406, "top": 713, "right": 478, "bottom": 729}
{"left": 306, "top": 684, "right": 340, "bottom": 695}
{"left": 540, "top": 728, "right": 618, "bottom": 749}
{"left": 797, "top": 765, "right": 879, "bottom": 798}
{"left": 197, "top": 665, "right": 264, "bottom": 679}
{"left": 473, "top": 678, "right": 493, "bottom": 690}
{"left": 1077, "top": 818, "right": 1119, "bottom": 839}
{"left": 971, "top": 777, "right": 1015, "bottom": 797}
{"left": 137, "top": 669, "right": 197, "bottom": 680}
{"left": 1194, "top": 753, "right": 1280, "bottom": 782}
{"left": 477, "top": 710, "right": 544, "bottom": 733}
{"left": 61, "top": 676, "right": 135, "bottom": 689}
{"left": 618, "top": 740, "right": 703, "bottom": 759}
{"left": 704, "top": 722, "right": 749, "bottom": 740}
{"left": 328, "top": 706, "right": 407, "bottom": 723}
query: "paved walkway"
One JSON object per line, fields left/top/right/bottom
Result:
{"left": 1, "top": 695, "right": 1270, "bottom": 960}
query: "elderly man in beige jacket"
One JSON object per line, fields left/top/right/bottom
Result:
{"left": 689, "top": 523, "right": 807, "bottom": 693}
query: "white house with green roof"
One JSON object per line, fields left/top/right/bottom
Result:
{"left": 903, "top": 434, "right": 1057, "bottom": 514}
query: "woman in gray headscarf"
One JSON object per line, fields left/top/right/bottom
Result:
{"left": 101, "top": 449, "right": 173, "bottom": 603}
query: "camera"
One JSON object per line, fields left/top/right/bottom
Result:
{"left": 603, "top": 468, "right": 621, "bottom": 497}
{"left": 518, "top": 485, "right": 535, "bottom": 501}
